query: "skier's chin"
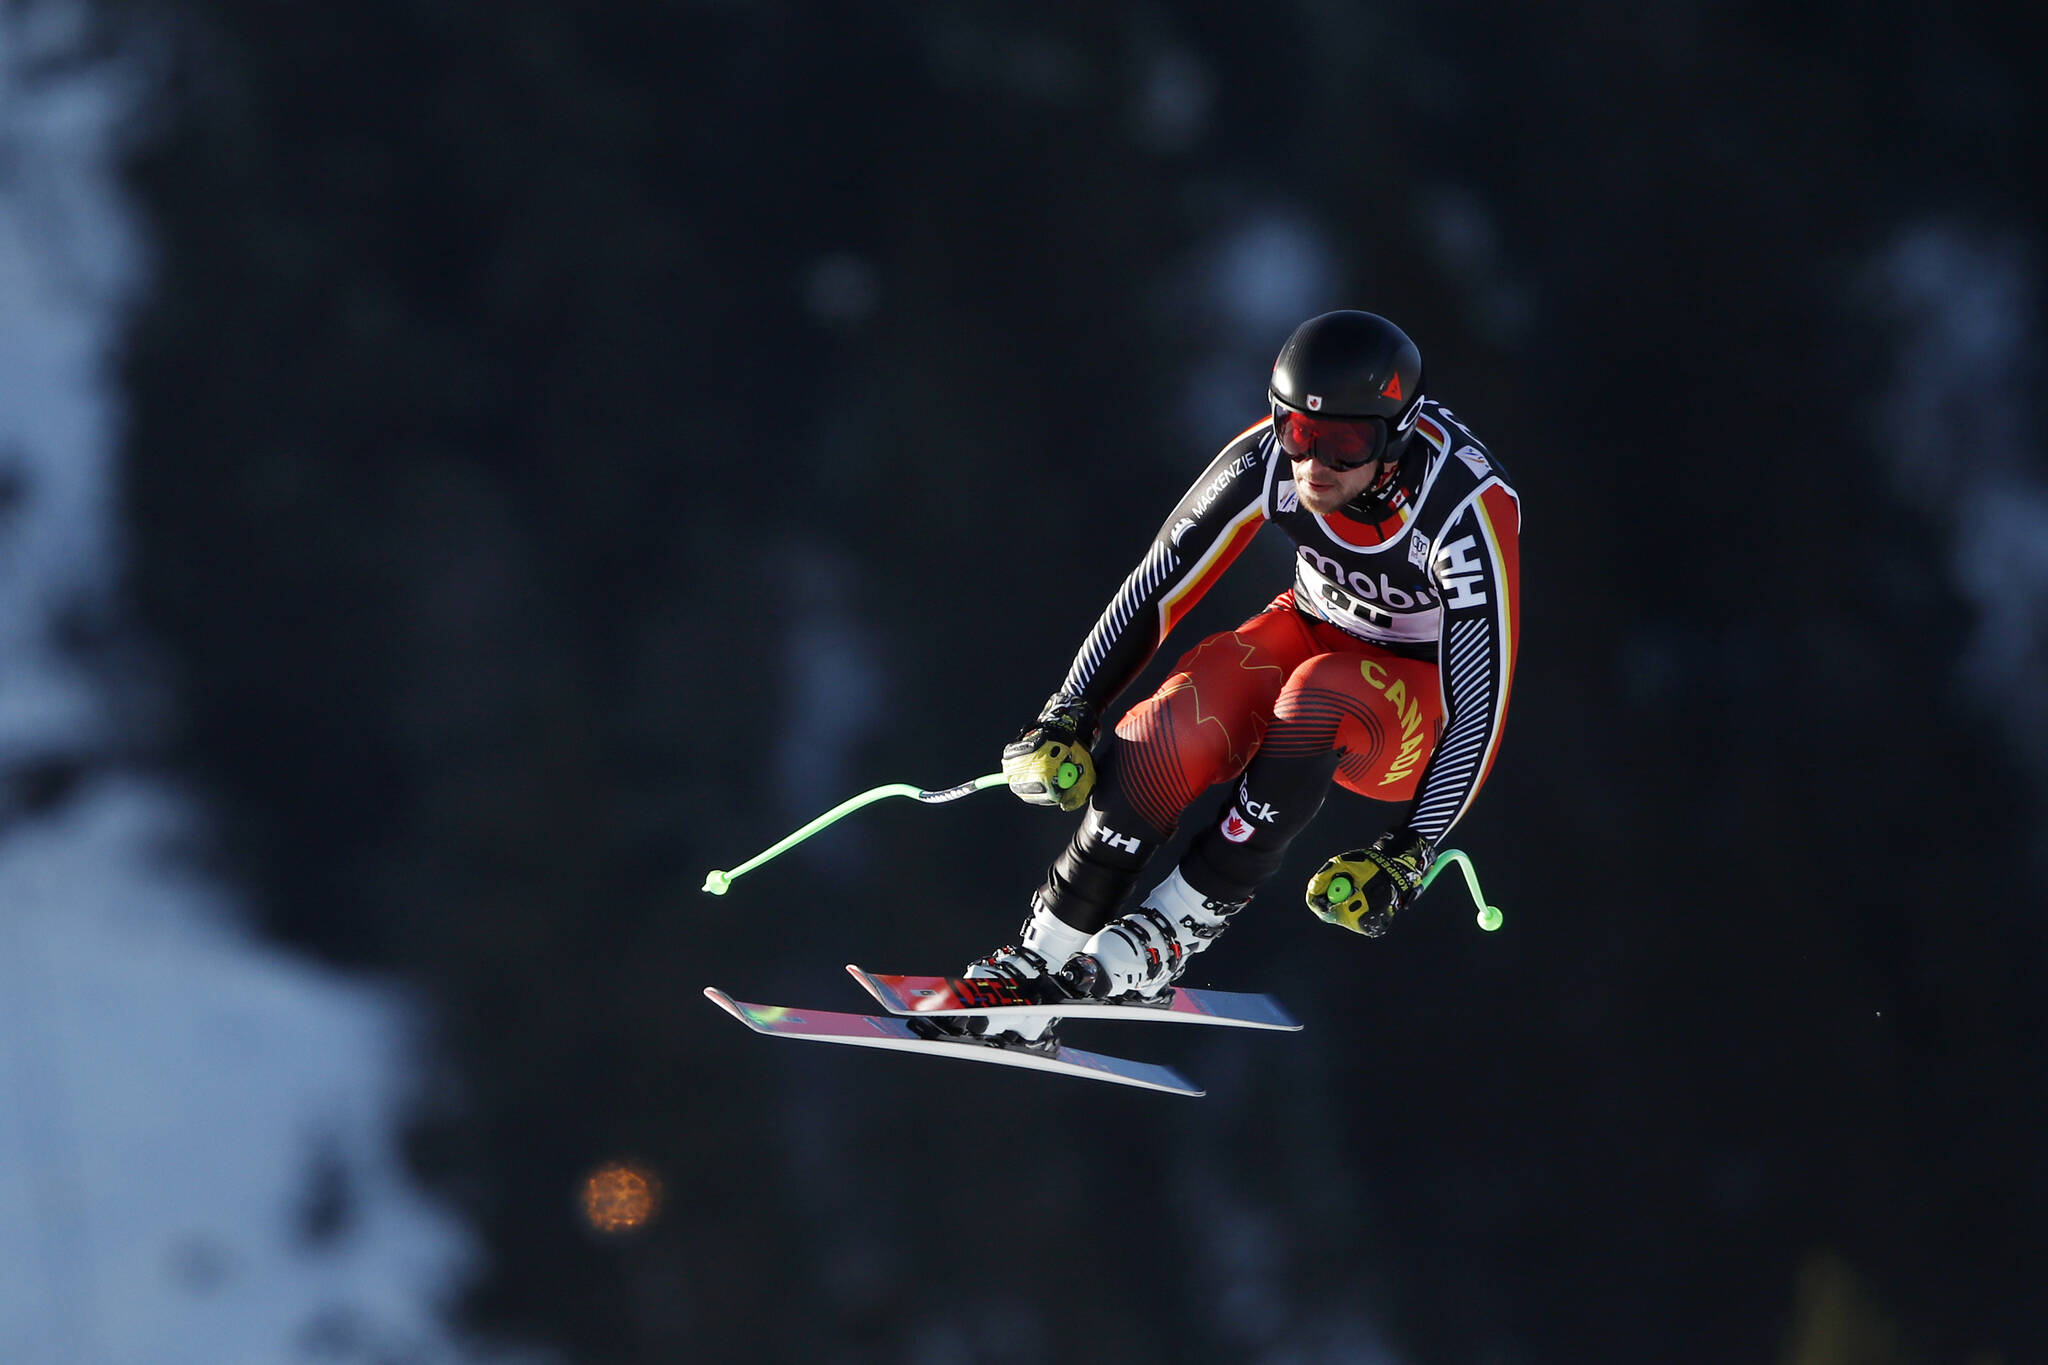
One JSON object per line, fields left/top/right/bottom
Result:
{"left": 1297, "top": 483, "right": 1349, "bottom": 515}
{"left": 1291, "top": 457, "right": 1376, "bottom": 515}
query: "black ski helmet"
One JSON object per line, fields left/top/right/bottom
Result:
{"left": 1268, "top": 311, "right": 1426, "bottom": 464}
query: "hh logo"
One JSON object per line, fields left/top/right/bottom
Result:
{"left": 1431, "top": 534, "right": 1489, "bottom": 609}
{"left": 1236, "top": 781, "right": 1278, "bottom": 823}
{"left": 1220, "top": 809, "right": 1256, "bottom": 843}
{"left": 1097, "top": 825, "right": 1142, "bottom": 854}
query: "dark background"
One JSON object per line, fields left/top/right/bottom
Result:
{"left": 66, "top": 0, "right": 2048, "bottom": 1359}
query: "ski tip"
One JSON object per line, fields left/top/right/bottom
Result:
{"left": 702, "top": 987, "right": 761, "bottom": 1031}
{"left": 843, "top": 963, "right": 887, "bottom": 1006}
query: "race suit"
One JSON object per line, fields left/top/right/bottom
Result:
{"left": 1035, "top": 400, "right": 1522, "bottom": 926}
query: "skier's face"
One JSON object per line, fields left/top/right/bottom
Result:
{"left": 1290, "top": 450, "right": 1382, "bottom": 515}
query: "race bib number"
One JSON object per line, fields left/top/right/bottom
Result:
{"left": 1294, "top": 553, "right": 1441, "bottom": 645}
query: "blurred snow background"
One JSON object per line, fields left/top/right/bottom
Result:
{"left": 1867, "top": 226, "right": 2048, "bottom": 849}
{"left": 0, "top": 11, "right": 513, "bottom": 1363}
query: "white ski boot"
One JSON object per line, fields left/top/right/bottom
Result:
{"left": 1069, "top": 867, "right": 1247, "bottom": 1002}
{"left": 950, "top": 897, "right": 1093, "bottom": 1050}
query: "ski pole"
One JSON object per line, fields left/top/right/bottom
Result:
{"left": 702, "top": 772, "right": 1007, "bottom": 895}
{"left": 1421, "top": 849, "right": 1503, "bottom": 931}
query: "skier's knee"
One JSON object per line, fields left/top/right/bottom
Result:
{"left": 1272, "top": 654, "right": 1360, "bottom": 733}
{"left": 1118, "top": 678, "right": 1260, "bottom": 792}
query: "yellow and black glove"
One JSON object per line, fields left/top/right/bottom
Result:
{"left": 1306, "top": 829, "right": 1435, "bottom": 937}
{"left": 1001, "top": 700, "right": 1097, "bottom": 812}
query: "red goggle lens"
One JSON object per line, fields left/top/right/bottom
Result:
{"left": 1271, "top": 407, "right": 1385, "bottom": 469}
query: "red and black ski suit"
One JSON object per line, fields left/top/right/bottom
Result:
{"left": 1035, "top": 399, "right": 1522, "bottom": 930}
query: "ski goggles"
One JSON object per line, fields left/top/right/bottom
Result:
{"left": 1269, "top": 401, "right": 1389, "bottom": 471}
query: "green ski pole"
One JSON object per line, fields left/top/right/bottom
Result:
{"left": 1421, "top": 848, "right": 1504, "bottom": 931}
{"left": 702, "top": 773, "right": 1006, "bottom": 895}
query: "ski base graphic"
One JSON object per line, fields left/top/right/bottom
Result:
{"left": 703, "top": 988, "right": 1203, "bottom": 1096}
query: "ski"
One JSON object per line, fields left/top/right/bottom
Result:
{"left": 846, "top": 965, "right": 1302, "bottom": 1031}
{"left": 703, "top": 988, "right": 1203, "bottom": 1097}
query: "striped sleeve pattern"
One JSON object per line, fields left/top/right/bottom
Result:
{"left": 1406, "top": 616, "right": 1498, "bottom": 838}
{"left": 1403, "top": 482, "right": 1521, "bottom": 845}
{"left": 1050, "top": 429, "right": 1272, "bottom": 716}
{"left": 1059, "top": 541, "right": 1181, "bottom": 699}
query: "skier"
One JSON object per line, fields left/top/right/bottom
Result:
{"left": 954, "top": 310, "right": 1521, "bottom": 1048}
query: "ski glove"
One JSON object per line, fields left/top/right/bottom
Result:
{"left": 1306, "top": 828, "right": 1435, "bottom": 937}
{"left": 1002, "top": 700, "right": 1098, "bottom": 812}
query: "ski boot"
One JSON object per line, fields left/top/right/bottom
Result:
{"left": 915, "top": 897, "right": 1093, "bottom": 1052}
{"left": 1066, "top": 867, "right": 1248, "bottom": 1003}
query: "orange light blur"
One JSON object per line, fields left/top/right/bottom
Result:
{"left": 581, "top": 1162, "right": 662, "bottom": 1233}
